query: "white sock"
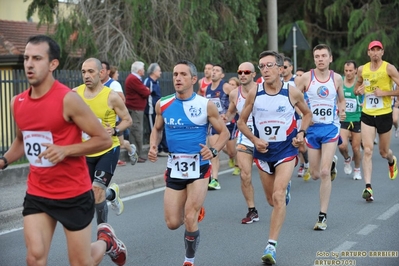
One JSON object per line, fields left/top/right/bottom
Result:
{"left": 184, "top": 257, "right": 195, "bottom": 263}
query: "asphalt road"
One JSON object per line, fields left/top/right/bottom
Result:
{"left": 1, "top": 141, "right": 399, "bottom": 265}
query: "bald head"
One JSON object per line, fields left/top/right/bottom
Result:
{"left": 238, "top": 62, "right": 255, "bottom": 72}
{"left": 81, "top": 57, "right": 104, "bottom": 90}
{"left": 83, "top": 58, "right": 102, "bottom": 71}
{"left": 237, "top": 62, "right": 256, "bottom": 86}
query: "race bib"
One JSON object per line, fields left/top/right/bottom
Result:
{"left": 209, "top": 98, "right": 223, "bottom": 113}
{"left": 22, "top": 131, "right": 55, "bottom": 167}
{"left": 257, "top": 120, "right": 286, "bottom": 142}
{"left": 168, "top": 153, "right": 200, "bottom": 179}
{"left": 310, "top": 103, "right": 334, "bottom": 123}
{"left": 246, "top": 117, "right": 254, "bottom": 133}
{"left": 82, "top": 118, "right": 102, "bottom": 141}
{"left": 345, "top": 98, "right": 358, "bottom": 113}
{"left": 365, "top": 94, "right": 383, "bottom": 109}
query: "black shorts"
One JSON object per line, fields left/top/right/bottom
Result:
{"left": 361, "top": 112, "right": 392, "bottom": 134}
{"left": 164, "top": 164, "right": 211, "bottom": 190}
{"left": 22, "top": 190, "right": 95, "bottom": 231}
{"left": 86, "top": 146, "right": 120, "bottom": 186}
{"left": 340, "top": 121, "right": 361, "bottom": 133}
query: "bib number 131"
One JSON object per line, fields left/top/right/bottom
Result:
{"left": 170, "top": 153, "right": 200, "bottom": 179}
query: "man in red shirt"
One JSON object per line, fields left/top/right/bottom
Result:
{"left": 0, "top": 35, "right": 127, "bottom": 265}
{"left": 125, "top": 61, "right": 151, "bottom": 162}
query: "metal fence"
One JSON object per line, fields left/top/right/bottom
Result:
{"left": 0, "top": 69, "right": 239, "bottom": 158}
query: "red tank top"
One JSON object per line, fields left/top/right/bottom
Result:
{"left": 13, "top": 81, "right": 92, "bottom": 199}
{"left": 199, "top": 78, "right": 211, "bottom": 95}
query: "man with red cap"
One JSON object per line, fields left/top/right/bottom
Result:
{"left": 355, "top": 40, "right": 399, "bottom": 202}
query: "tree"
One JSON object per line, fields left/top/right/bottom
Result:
{"left": 272, "top": 0, "right": 399, "bottom": 72}
{"left": 25, "top": 0, "right": 260, "bottom": 71}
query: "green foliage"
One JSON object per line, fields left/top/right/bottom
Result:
{"left": 25, "top": 0, "right": 399, "bottom": 74}
{"left": 25, "top": 0, "right": 58, "bottom": 25}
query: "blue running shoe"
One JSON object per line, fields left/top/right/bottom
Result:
{"left": 261, "top": 245, "right": 276, "bottom": 265}
{"left": 285, "top": 180, "right": 291, "bottom": 206}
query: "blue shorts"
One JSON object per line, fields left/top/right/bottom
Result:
{"left": 306, "top": 123, "right": 339, "bottom": 150}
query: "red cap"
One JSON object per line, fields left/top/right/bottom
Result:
{"left": 368, "top": 40, "right": 383, "bottom": 50}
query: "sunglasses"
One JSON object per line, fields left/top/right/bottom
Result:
{"left": 258, "top": 62, "right": 278, "bottom": 70}
{"left": 237, "top": 70, "right": 253, "bottom": 75}
{"left": 283, "top": 65, "right": 290, "bottom": 69}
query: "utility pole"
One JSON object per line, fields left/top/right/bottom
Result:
{"left": 267, "top": 0, "right": 278, "bottom": 51}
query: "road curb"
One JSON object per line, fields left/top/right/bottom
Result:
{"left": 0, "top": 152, "right": 230, "bottom": 233}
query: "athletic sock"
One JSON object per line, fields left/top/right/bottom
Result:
{"left": 302, "top": 151, "right": 309, "bottom": 164}
{"left": 106, "top": 187, "right": 116, "bottom": 201}
{"left": 249, "top": 207, "right": 257, "bottom": 213}
{"left": 318, "top": 212, "right": 327, "bottom": 221}
{"left": 366, "top": 183, "right": 372, "bottom": 189}
{"left": 267, "top": 239, "right": 277, "bottom": 247}
{"left": 95, "top": 200, "right": 108, "bottom": 224}
{"left": 185, "top": 230, "right": 200, "bottom": 259}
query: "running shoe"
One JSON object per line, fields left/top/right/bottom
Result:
{"left": 198, "top": 206, "right": 205, "bottom": 222}
{"left": 97, "top": 223, "right": 127, "bottom": 266}
{"left": 331, "top": 155, "right": 338, "bottom": 181}
{"left": 232, "top": 167, "right": 240, "bottom": 176}
{"left": 297, "top": 164, "right": 304, "bottom": 177}
{"left": 313, "top": 215, "right": 327, "bottom": 231}
{"left": 228, "top": 158, "right": 235, "bottom": 168}
{"left": 158, "top": 151, "right": 169, "bottom": 157}
{"left": 261, "top": 245, "right": 276, "bottom": 265}
{"left": 183, "top": 262, "right": 194, "bottom": 266}
{"left": 362, "top": 187, "right": 374, "bottom": 202}
{"left": 344, "top": 157, "right": 352, "bottom": 175}
{"left": 286, "top": 180, "right": 291, "bottom": 206}
{"left": 128, "top": 144, "right": 138, "bottom": 165}
{"left": 303, "top": 166, "right": 311, "bottom": 181}
{"left": 109, "top": 183, "right": 124, "bottom": 216}
{"left": 353, "top": 169, "right": 362, "bottom": 180}
{"left": 241, "top": 210, "right": 259, "bottom": 224}
{"left": 388, "top": 156, "right": 398, "bottom": 180}
{"left": 117, "top": 160, "right": 126, "bottom": 166}
{"left": 208, "top": 179, "right": 221, "bottom": 190}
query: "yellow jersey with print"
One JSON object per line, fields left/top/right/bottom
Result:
{"left": 362, "top": 61, "right": 393, "bottom": 116}
{"left": 76, "top": 84, "right": 120, "bottom": 157}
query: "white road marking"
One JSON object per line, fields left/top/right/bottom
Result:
{"left": 331, "top": 241, "right": 357, "bottom": 252}
{"left": 357, "top": 224, "right": 378, "bottom": 235}
{"left": 377, "top": 203, "right": 399, "bottom": 220}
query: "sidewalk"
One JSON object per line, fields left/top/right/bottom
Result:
{"left": 0, "top": 147, "right": 230, "bottom": 232}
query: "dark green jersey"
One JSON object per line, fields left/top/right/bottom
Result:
{"left": 343, "top": 80, "right": 362, "bottom": 122}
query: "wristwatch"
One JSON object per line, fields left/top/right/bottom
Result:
{"left": 297, "top": 129, "right": 307, "bottom": 138}
{"left": 0, "top": 156, "right": 8, "bottom": 170}
{"left": 209, "top": 148, "right": 218, "bottom": 158}
{"left": 113, "top": 127, "right": 120, "bottom": 136}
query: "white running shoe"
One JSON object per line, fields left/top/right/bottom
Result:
{"left": 344, "top": 157, "right": 352, "bottom": 175}
{"left": 109, "top": 183, "right": 124, "bottom": 216}
{"left": 353, "top": 169, "right": 362, "bottom": 180}
{"left": 128, "top": 144, "right": 138, "bottom": 165}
